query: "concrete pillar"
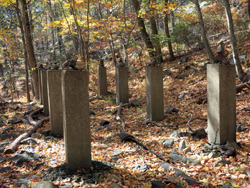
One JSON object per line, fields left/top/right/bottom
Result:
{"left": 146, "top": 66, "right": 164, "bottom": 121}
{"left": 97, "top": 66, "right": 108, "bottom": 96}
{"left": 116, "top": 67, "right": 129, "bottom": 105}
{"left": 38, "top": 69, "right": 43, "bottom": 105}
{"left": 207, "top": 64, "right": 236, "bottom": 145}
{"left": 47, "top": 70, "right": 63, "bottom": 137}
{"left": 41, "top": 70, "right": 49, "bottom": 116}
{"left": 62, "top": 70, "right": 91, "bottom": 171}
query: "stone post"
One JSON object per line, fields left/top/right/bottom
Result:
{"left": 62, "top": 70, "right": 91, "bottom": 171}
{"left": 207, "top": 64, "right": 236, "bottom": 145}
{"left": 41, "top": 70, "right": 49, "bottom": 116}
{"left": 38, "top": 69, "right": 43, "bottom": 105}
{"left": 146, "top": 66, "right": 164, "bottom": 121}
{"left": 98, "top": 66, "right": 108, "bottom": 96}
{"left": 47, "top": 70, "right": 63, "bottom": 137}
{"left": 116, "top": 67, "right": 129, "bottom": 105}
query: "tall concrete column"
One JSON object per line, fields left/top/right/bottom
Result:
{"left": 41, "top": 70, "right": 49, "bottom": 116}
{"left": 38, "top": 69, "right": 43, "bottom": 105}
{"left": 207, "top": 64, "right": 236, "bottom": 145}
{"left": 47, "top": 70, "right": 63, "bottom": 137}
{"left": 146, "top": 66, "right": 164, "bottom": 121}
{"left": 62, "top": 70, "right": 91, "bottom": 171}
{"left": 116, "top": 67, "right": 129, "bottom": 105}
{"left": 98, "top": 66, "right": 108, "bottom": 96}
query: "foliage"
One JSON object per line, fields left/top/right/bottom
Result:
{"left": 171, "top": 23, "right": 201, "bottom": 48}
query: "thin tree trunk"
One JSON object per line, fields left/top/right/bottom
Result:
{"left": 131, "top": 0, "right": 156, "bottom": 60}
{"left": 193, "top": 0, "right": 215, "bottom": 63}
{"left": 223, "top": 0, "right": 247, "bottom": 82}
{"left": 19, "top": 0, "right": 39, "bottom": 99}
{"left": 164, "top": 0, "right": 175, "bottom": 61}
{"left": 149, "top": 15, "right": 163, "bottom": 63}
{"left": 16, "top": 2, "right": 31, "bottom": 102}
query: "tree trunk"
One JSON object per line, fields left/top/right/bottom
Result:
{"left": 193, "top": 0, "right": 215, "bottom": 63}
{"left": 164, "top": 0, "right": 175, "bottom": 61}
{"left": 149, "top": 15, "right": 163, "bottom": 63}
{"left": 16, "top": 2, "right": 31, "bottom": 102}
{"left": 131, "top": 0, "right": 156, "bottom": 61}
{"left": 19, "top": 0, "right": 39, "bottom": 99}
{"left": 223, "top": 0, "right": 247, "bottom": 82}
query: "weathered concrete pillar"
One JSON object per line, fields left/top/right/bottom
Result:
{"left": 38, "top": 69, "right": 43, "bottom": 105}
{"left": 62, "top": 70, "right": 91, "bottom": 171}
{"left": 146, "top": 66, "right": 164, "bottom": 121}
{"left": 41, "top": 70, "right": 49, "bottom": 116}
{"left": 207, "top": 64, "right": 236, "bottom": 145}
{"left": 47, "top": 70, "right": 63, "bottom": 137}
{"left": 116, "top": 67, "right": 129, "bottom": 105}
{"left": 98, "top": 66, "right": 108, "bottom": 96}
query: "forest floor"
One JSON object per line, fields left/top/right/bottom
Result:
{"left": 1, "top": 43, "right": 250, "bottom": 187}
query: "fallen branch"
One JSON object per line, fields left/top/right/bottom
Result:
{"left": 236, "top": 82, "right": 250, "bottom": 93}
{"left": 4, "top": 107, "right": 49, "bottom": 154}
{"left": 115, "top": 103, "right": 130, "bottom": 132}
{"left": 144, "top": 117, "right": 207, "bottom": 129}
{"left": 161, "top": 162, "right": 199, "bottom": 186}
{"left": 27, "top": 107, "right": 44, "bottom": 125}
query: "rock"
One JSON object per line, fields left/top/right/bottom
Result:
{"left": 178, "top": 56, "right": 187, "bottom": 65}
{"left": 168, "top": 150, "right": 201, "bottom": 165}
{"left": 190, "top": 69, "right": 196, "bottom": 75}
{"left": 0, "top": 166, "right": 11, "bottom": 173}
{"left": 10, "top": 151, "right": 44, "bottom": 167}
{"left": 108, "top": 183, "right": 122, "bottom": 188}
{"left": 164, "top": 106, "right": 179, "bottom": 114}
{"left": 0, "top": 141, "right": 11, "bottom": 153}
{"left": 111, "top": 150, "right": 123, "bottom": 159}
{"left": 21, "top": 138, "right": 38, "bottom": 145}
{"left": 164, "top": 70, "right": 172, "bottom": 77}
{"left": 108, "top": 174, "right": 122, "bottom": 182}
{"left": 178, "top": 140, "right": 187, "bottom": 151}
{"left": 178, "top": 92, "right": 186, "bottom": 100}
{"left": 31, "top": 133, "right": 41, "bottom": 139}
{"left": 100, "top": 120, "right": 110, "bottom": 126}
{"left": 1, "top": 126, "right": 14, "bottom": 133}
{"left": 32, "top": 181, "right": 57, "bottom": 188}
{"left": 216, "top": 43, "right": 224, "bottom": 54}
{"left": 219, "top": 145, "right": 236, "bottom": 156}
{"left": 7, "top": 118, "right": 22, "bottom": 124}
{"left": 170, "top": 131, "right": 179, "bottom": 138}
{"left": 226, "top": 140, "right": 239, "bottom": 149}
{"left": 141, "top": 119, "right": 150, "bottom": 125}
{"left": 130, "top": 99, "right": 141, "bottom": 107}
{"left": 13, "top": 179, "right": 29, "bottom": 187}
{"left": 90, "top": 111, "right": 96, "bottom": 116}
{"left": 208, "top": 151, "right": 219, "bottom": 158}
{"left": 162, "top": 138, "right": 174, "bottom": 147}
{"left": 192, "top": 128, "right": 207, "bottom": 139}
{"left": 151, "top": 180, "right": 165, "bottom": 188}
{"left": 129, "top": 52, "right": 139, "bottom": 59}
{"left": 0, "top": 157, "right": 7, "bottom": 163}
{"left": 183, "top": 147, "right": 191, "bottom": 153}
{"left": 140, "top": 163, "right": 151, "bottom": 172}
{"left": 0, "top": 133, "right": 17, "bottom": 141}
{"left": 236, "top": 124, "right": 246, "bottom": 132}
{"left": 245, "top": 168, "right": 250, "bottom": 176}
{"left": 214, "top": 158, "right": 230, "bottom": 166}
{"left": 24, "top": 145, "right": 36, "bottom": 152}
{"left": 0, "top": 119, "right": 4, "bottom": 126}
{"left": 177, "top": 72, "right": 187, "bottom": 79}
{"left": 239, "top": 55, "right": 247, "bottom": 62}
